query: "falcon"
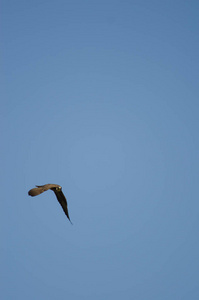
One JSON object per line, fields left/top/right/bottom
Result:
{"left": 28, "top": 184, "right": 72, "bottom": 224}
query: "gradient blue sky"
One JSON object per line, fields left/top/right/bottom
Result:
{"left": 1, "top": 1, "right": 199, "bottom": 299}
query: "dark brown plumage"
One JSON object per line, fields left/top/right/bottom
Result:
{"left": 28, "top": 184, "right": 72, "bottom": 224}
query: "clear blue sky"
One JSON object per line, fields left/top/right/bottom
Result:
{"left": 1, "top": 0, "right": 199, "bottom": 299}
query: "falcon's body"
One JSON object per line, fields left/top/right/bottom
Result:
{"left": 28, "top": 184, "right": 72, "bottom": 224}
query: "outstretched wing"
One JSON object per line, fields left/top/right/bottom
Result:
{"left": 28, "top": 184, "right": 59, "bottom": 196}
{"left": 53, "top": 189, "right": 72, "bottom": 224}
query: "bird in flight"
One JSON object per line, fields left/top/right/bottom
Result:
{"left": 28, "top": 184, "right": 72, "bottom": 224}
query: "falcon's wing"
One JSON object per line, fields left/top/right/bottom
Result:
{"left": 53, "top": 189, "right": 72, "bottom": 224}
{"left": 28, "top": 184, "right": 57, "bottom": 196}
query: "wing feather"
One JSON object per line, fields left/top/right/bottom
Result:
{"left": 53, "top": 190, "right": 72, "bottom": 224}
{"left": 28, "top": 184, "right": 59, "bottom": 196}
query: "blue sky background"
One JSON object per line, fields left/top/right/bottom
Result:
{"left": 1, "top": 0, "right": 199, "bottom": 299}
